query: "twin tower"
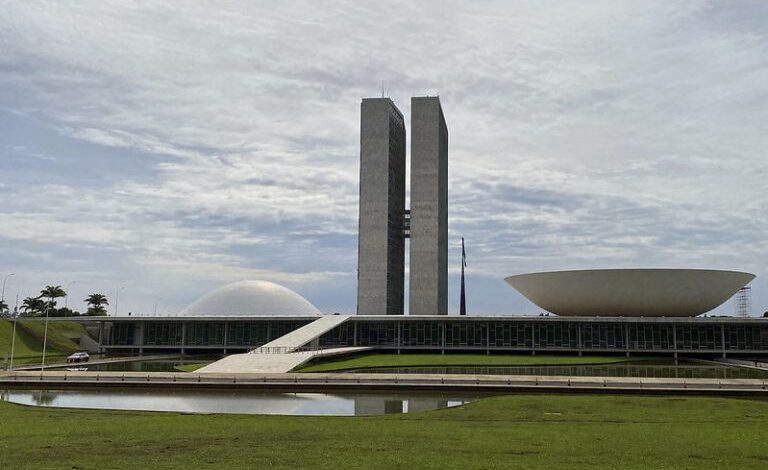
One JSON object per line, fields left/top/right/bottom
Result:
{"left": 357, "top": 96, "right": 448, "bottom": 315}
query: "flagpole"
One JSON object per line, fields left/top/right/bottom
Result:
{"left": 460, "top": 237, "right": 467, "bottom": 316}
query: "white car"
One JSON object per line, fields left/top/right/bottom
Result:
{"left": 67, "top": 351, "right": 90, "bottom": 363}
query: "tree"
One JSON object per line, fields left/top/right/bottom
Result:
{"left": 40, "top": 285, "right": 67, "bottom": 315}
{"left": 0, "top": 299, "right": 8, "bottom": 316}
{"left": 85, "top": 293, "right": 109, "bottom": 316}
{"left": 21, "top": 297, "right": 46, "bottom": 316}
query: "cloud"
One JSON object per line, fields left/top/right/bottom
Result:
{"left": 0, "top": 1, "right": 766, "bottom": 315}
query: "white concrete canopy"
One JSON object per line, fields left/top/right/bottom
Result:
{"left": 505, "top": 269, "right": 755, "bottom": 317}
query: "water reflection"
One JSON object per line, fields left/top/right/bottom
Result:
{"left": 0, "top": 389, "right": 478, "bottom": 416}
{"left": 350, "top": 363, "right": 768, "bottom": 379}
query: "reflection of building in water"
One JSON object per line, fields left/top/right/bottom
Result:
{"left": 32, "top": 390, "right": 57, "bottom": 406}
{"left": 353, "top": 396, "right": 404, "bottom": 416}
{"left": 353, "top": 396, "right": 451, "bottom": 415}
{"left": 407, "top": 398, "right": 448, "bottom": 413}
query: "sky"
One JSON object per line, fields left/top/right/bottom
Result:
{"left": 0, "top": 1, "right": 766, "bottom": 316}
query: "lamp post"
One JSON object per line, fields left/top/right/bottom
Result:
{"left": 64, "top": 280, "right": 76, "bottom": 310}
{"left": 115, "top": 286, "right": 125, "bottom": 316}
{"left": 9, "top": 292, "right": 18, "bottom": 369}
{"left": 1, "top": 273, "right": 15, "bottom": 303}
{"left": 41, "top": 291, "right": 52, "bottom": 374}
{"left": 10, "top": 315, "right": 17, "bottom": 369}
{"left": 153, "top": 297, "right": 163, "bottom": 316}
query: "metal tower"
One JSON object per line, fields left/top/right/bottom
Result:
{"left": 735, "top": 286, "right": 752, "bottom": 317}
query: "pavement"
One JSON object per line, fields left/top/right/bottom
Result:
{"left": 2, "top": 370, "right": 767, "bottom": 395}
{"left": 10, "top": 354, "right": 183, "bottom": 371}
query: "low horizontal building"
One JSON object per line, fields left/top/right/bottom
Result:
{"left": 65, "top": 314, "right": 768, "bottom": 358}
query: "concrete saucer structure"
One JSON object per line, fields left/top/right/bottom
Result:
{"left": 505, "top": 269, "right": 755, "bottom": 317}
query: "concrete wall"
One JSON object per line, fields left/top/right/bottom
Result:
{"left": 409, "top": 96, "right": 448, "bottom": 315}
{"left": 357, "top": 98, "right": 406, "bottom": 315}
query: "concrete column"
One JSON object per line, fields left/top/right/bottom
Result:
{"left": 625, "top": 323, "right": 630, "bottom": 357}
{"left": 97, "top": 322, "right": 104, "bottom": 354}
{"left": 181, "top": 323, "right": 186, "bottom": 355}
{"left": 486, "top": 321, "right": 490, "bottom": 355}
{"left": 672, "top": 325, "right": 678, "bottom": 361}
{"left": 136, "top": 322, "right": 145, "bottom": 357}
{"left": 577, "top": 322, "right": 583, "bottom": 356}
{"left": 396, "top": 321, "right": 401, "bottom": 354}
{"left": 441, "top": 321, "right": 446, "bottom": 354}
{"left": 223, "top": 321, "right": 228, "bottom": 355}
{"left": 721, "top": 324, "right": 726, "bottom": 359}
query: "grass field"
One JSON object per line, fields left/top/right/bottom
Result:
{"left": 0, "top": 320, "right": 86, "bottom": 366}
{"left": 0, "top": 394, "right": 767, "bottom": 469}
{"left": 174, "top": 362, "right": 210, "bottom": 372}
{"left": 297, "top": 352, "right": 640, "bottom": 372}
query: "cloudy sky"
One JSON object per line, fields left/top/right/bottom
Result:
{"left": 1, "top": 1, "right": 766, "bottom": 316}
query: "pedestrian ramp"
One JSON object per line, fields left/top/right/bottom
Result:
{"left": 197, "top": 315, "right": 366, "bottom": 374}
{"left": 257, "top": 314, "right": 351, "bottom": 351}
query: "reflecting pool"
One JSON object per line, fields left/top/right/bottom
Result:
{"left": 0, "top": 389, "right": 481, "bottom": 416}
{"left": 347, "top": 361, "right": 768, "bottom": 379}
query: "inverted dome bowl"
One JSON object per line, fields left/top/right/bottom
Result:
{"left": 505, "top": 269, "right": 755, "bottom": 317}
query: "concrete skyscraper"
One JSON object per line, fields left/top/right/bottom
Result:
{"left": 357, "top": 98, "right": 406, "bottom": 315}
{"left": 409, "top": 96, "right": 448, "bottom": 315}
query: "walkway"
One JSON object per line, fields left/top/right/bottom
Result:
{"left": 711, "top": 358, "right": 768, "bottom": 372}
{"left": 198, "top": 315, "right": 359, "bottom": 374}
{"left": 257, "top": 315, "right": 351, "bottom": 351}
{"left": 2, "top": 371, "right": 767, "bottom": 395}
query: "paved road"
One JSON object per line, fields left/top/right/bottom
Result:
{"left": 2, "top": 370, "right": 767, "bottom": 395}
{"left": 10, "top": 354, "right": 183, "bottom": 371}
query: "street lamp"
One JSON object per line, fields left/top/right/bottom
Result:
{"left": 64, "top": 280, "right": 76, "bottom": 309}
{"left": 41, "top": 286, "right": 54, "bottom": 373}
{"left": 153, "top": 297, "right": 163, "bottom": 316}
{"left": 1, "top": 273, "right": 15, "bottom": 303}
{"left": 9, "top": 314, "right": 18, "bottom": 369}
{"left": 115, "top": 286, "right": 125, "bottom": 316}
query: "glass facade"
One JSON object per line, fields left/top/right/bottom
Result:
{"left": 102, "top": 318, "right": 768, "bottom": 355}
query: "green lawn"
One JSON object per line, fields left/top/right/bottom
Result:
{"left": 174, "top": 362, "right": 211, "bottom": 372}
{"left": 297, "top": 352, "right": 640, "bottom": 372}
{"left": 0, "top": 320, "right": 85, "bottom": 366}
{"left": 0, "top": 394, "right": 767, "bottom": 469}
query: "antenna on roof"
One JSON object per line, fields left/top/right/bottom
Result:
{"left": 735, "top": 286, "right": 752, "bottom": 317}
{"left": 381, "top": 80, "right": 385, "bottom": 98}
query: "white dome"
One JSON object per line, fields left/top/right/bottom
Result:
{"left": 180, "top": 280, "right": 322, "bottom": 316}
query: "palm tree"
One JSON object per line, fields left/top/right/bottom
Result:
{"left": 38, "top": 285, "right": 67, "bottom": 368}
{"left": 85, "top": 293, "right": 109, "bottom": 316}
{"left": 40, "top": 285, "right": 66, "bottom": 314}
{"left": 21, "top": 297, "right": 45, "bottom": 316}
